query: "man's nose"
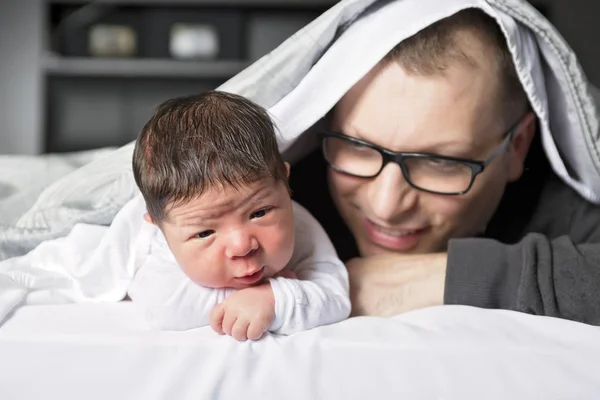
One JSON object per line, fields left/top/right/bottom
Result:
{"left": 225, "top": 229, "right": 259, "bottom": 259}
{"left": 367, "top": 163, "right": 417, "bottom": 221}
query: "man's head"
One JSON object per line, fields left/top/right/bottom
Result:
{"left": 133, "top": 91, "right": 294, "bottom": 289}
{"left": 326, "top": 8, "right": 537, "bottom": 257}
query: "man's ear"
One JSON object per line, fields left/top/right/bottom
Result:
{"left": 143, "top": 212, "right": 157, "bottom": 226}
{"left": 507, "top": 112, "right": 537, "bottom": 182}
{"left": 284, "top": 162, "right": 291, "bottom": 179}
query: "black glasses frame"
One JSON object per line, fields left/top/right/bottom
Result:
{"left": 318, "top": 117, "right": 523, "bottom": 196}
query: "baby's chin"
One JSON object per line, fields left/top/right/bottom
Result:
{"left": 225, "top": 267, "right": 290, "bottom": 290}
{"left": 191, "top": 280, "right": 267, "bottom": 291}
{"left": 229, "top": 280, "right": 269, "bottom": 290}
{"left": 185, "top": 263, "right": 290, "bottom": 291}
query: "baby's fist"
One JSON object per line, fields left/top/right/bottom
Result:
{"left": 210, "top": 283, "right": 275, "bottom": 341}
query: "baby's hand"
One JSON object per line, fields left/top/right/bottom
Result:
{"left": 209, "top": 283, "right": 275, "bottom": 341}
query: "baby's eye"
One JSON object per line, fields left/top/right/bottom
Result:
{"left": 196, "top": 230, "right": 215, "bottom": 239}
{"left": 251, "top": 207, "right": 271, "bottom": 219}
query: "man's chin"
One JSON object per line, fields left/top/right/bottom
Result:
{"left": 357, "top": 238, "right": 444, "bottom": 257}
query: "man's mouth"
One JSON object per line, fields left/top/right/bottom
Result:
{"left": 374, "top": 225, "right": 420, "bottom": 237}
{"left": 364, "top": 219, "right": 428, "bottom": 251}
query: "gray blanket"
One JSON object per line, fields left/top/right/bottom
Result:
{"left": 1, "top": 0, "right": 599, "bottom": 262}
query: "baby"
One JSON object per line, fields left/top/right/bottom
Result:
{"left": 128, "top": 90, "right": 351, "bottom": 341}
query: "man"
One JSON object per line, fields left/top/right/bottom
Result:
{"left": 291, "top": 8, "right": 600, "bottom": 324}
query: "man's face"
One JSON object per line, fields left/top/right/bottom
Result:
{"left": 154, "top": 178, "right": 295, "bottom": 290}
{"left": 328, "top": 58, "right": 530, "bottom": 257}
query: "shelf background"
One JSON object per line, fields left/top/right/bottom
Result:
{"left": 44, "top": 0, "right": 338, "bottom": 7}
{"left": 2, "top": 0, "right": 600, "bottom": 154}
{"left": 43, "top": 55, "right": 250, "bottom": 78}
{"left": 36, "top": 0, "right": 331, "bottom": 153}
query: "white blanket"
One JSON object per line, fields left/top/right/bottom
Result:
{"left": 1, "top": 304, "right": 600, "bottom": 399}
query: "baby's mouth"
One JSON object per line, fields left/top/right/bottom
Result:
{"left": 235, "top": 266, "right": 265, "bottom": 285}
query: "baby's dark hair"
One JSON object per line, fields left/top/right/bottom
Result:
{"left": 133, "top": 90, "right": 289, "bottom": 223}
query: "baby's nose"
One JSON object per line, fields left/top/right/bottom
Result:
{"left": 225, "top": 230, "right": 259, "bottom": 259}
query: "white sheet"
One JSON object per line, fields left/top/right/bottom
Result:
{"left": 1, "top": 304, "right": 599, "bottom": 399}
{"left": 2, "top": 1, "right": 600, "bottom": 396}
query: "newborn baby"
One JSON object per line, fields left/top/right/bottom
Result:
{"left": 128, "top": 91, "right": 351, "bottom": 341}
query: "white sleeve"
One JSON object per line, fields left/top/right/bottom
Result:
{"left": 268, "top": 201, "right": 351, "bottom": 335}
{"left": 128, "top": 223, "right": 233, "bottom": 331}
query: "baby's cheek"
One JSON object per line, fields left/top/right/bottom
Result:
{"left": 178, "top": 249, "right": 226, "bottom": 288}
{"left": 270, "top": 229, "right": 295, "bottom": 271}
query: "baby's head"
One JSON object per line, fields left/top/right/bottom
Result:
{"left": 133, "top": 91, "right": 294, "bottom": 289}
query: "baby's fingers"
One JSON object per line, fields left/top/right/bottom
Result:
{"left": 231, "top": 319, "right": 250, "bottom": 342}
{"left": 209, "top": 304, "right": 225, "bottom": 334}
{"left": 222, "top": 311, "right": 237, "bottom": 337}
{"left": 247, "top": 321, "right": 267, "bottom": 341}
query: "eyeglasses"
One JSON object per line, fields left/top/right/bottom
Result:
{"left": 318, "top": 118, "right": 523, "bottom": 196}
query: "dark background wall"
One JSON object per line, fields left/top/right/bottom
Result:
{"left": 0, "top": 0, "right": 597, "bottom": 154}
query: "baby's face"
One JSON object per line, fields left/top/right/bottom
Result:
{"left": 155, "top": 178, "right": 295, "bottom": 290}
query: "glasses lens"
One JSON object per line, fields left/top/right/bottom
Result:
{"left": 404, "top": 157, "right": 473, "bottom": 194}
{"left": 323, "top": 136, "right": 383, "bottom": 177}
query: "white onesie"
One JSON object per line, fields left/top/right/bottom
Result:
{"left": 128, "top": 201, "right": 351, "bottom": 334}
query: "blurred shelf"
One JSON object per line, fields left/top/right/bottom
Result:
{"left": 43, "top": 55, "right": 250, "bottom": 78}
{"left": 45, "top": 0, "right": 338, "bottom": 7}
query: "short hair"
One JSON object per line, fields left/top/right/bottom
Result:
{"left": 384, "top": 8, "right": 529, "bottom": 121}
{"left": 133, "top": 91, "right": 289, "bottom": 223}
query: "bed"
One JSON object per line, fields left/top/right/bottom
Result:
{"left": 2, "top": 0, "right": 600, "bottom": 398}
{"left": 1, "top": 150, "right": 600, "bottom": 399}
{"left": 2, "top": 303, "right": 600, "bottom": 399}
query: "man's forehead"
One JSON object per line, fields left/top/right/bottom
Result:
{"left": 331, "top": 63, "right": 503, "bottom": 153}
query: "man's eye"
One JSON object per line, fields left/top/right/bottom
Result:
{"left": 196, "top": 230, "right": 215, "bottom": 239}
{"left": 251, "top": 207, "right": 271, "bottom": 219}
{"left": 348, "top": 143, "right": 372, "bottom": 153}
{"left": 425, "top": 159, "right": 462, "bottom": 170}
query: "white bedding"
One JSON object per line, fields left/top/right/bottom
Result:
{"left": 2, "top": 0, "right": 600, "bottom": 397}
{"left": 0, "top": 148, "right": 115, "bottom": 228}
{"left": 1, "top": 304, "right": 599, "bottom": 400}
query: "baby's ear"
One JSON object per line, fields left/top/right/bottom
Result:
{"left": 284, "top": 162, "right": 290, "bottom": 179}
{"left": 143, "top": 212, "right": 156, "bottom": 225}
